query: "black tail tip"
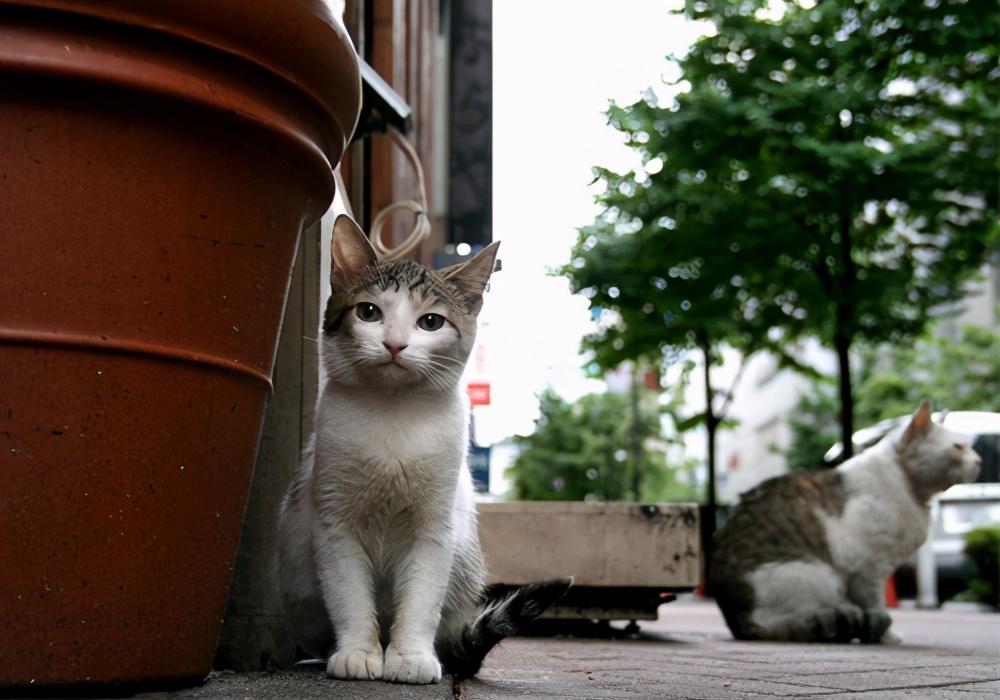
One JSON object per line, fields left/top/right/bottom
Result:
{"left": 512, "top": 576, "right": 574, "bottom": 624}
{"left": 443, "top": 577, "right": 574, "bottom": 681}
{"left": 531, "top": 576, "right": 575, "bottom": 605}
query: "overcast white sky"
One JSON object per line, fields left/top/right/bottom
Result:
{"left": 472, "top": 1, "right": 712, "bottom": 444}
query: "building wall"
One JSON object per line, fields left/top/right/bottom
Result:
{"left": 342, "top": 0, "right": 450, "bottom": 266}
{"left": 939, "top": 263, "right": 999, "bottom": 339}
{"left": 714, "top": 340, "right": 834, "bottom": 503}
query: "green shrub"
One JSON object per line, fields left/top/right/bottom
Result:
{"left": 964, "top": 526, "right": 1000, "bottom": 609}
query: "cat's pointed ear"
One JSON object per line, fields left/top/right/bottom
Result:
{"left": 441, "top": 241, "right": 500, "bottom": 314}
{"left": 331, "top": 214, "right": 377, "bottom": 283}
{"left": 898, "top": 400, "right": 933, "bottom": 448}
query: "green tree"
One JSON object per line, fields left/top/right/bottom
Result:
{"left": 566, "top": 0, "right": 999, "bottom": 485}
{"left": 855, "top": 323, "right": 1000, "bottom": 421}
{"left": 506, "top": 388, "right": 697, "bottom": 502}
{"left": 784, "top": 379, "right": 839, "bottom": 472}
{"left": 786, "top": 322, "right": 1000, "bottom": 470}
{"left": 964, "top": 526, "right": 1000, "bottom": 609}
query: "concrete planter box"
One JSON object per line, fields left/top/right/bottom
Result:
{"left": 479, "top": 502, "right": 701, "bottom": 620}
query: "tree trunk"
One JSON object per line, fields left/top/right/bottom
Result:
{"left": 699, "top": 337, "right": 718, "bottom": 510}
{"left": 834, "top": 332, "right": 854, "bottom": 462}
{"left": 629, "top": 363, "right": 643, "bottom": 500}
{"left": 834, "top": 204, "right": 856, "bottom": 462}
{"left": 698, "top": 334, "right": 719, "bottom": 592}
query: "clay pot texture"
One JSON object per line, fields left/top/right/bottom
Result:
{"left": 0, "top": 0, "right": 359, "bottom": 689}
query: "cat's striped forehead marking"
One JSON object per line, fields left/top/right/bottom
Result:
{"left": 349, "top": 260, "right": 462, "bottom": 308}
{"left": 323, "top": 260, "right": 465, "bottom": 333}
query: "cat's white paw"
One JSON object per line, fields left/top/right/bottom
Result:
{"left": 326, "top": 646, "right": 383, "bottom": 680}
{"left": 382, "top": 645, "right": 442, "bottom": 684}
{"left": 880, "top": 628, "right": 903, "bottom": 645}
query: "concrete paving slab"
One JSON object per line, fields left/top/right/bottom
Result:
{"left": 952, "top": 679, "right": 1000, "bottom": 693}
{"left": 459, "top": 599, "right": 1000, "bottom": 700}
{"left": 894, "top": 663, "right": 1000, "bottom": 681}
{"left": 840, "top": 691, "right": 1000, "bottom": 700}
{"left": 770, "top": 669, "right": 995, "bottom": 692}
{"left": 163, "top": 668, "right": 452, "bottom": 699}
{"left": 106, "top": 598, "right": 997, "bottom": 700}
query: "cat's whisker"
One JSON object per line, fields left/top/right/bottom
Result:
{"left": 431, "top": 366, "right": 457, "bottom": 390}
{"left": 421, "top": 359, "right": 460, "bottom": 377}
{"left": 417, "top": 364, "right": 452, "bottom": 392}
{"left": 425, "top": 372, "right": 454, "bottom": 388}
{"left": 425, "top": 374, "right": 445, "bottom": 393}
{"left": 326, "top": 355, "right": 364, "bottom": 372}
{"left": 325, "top": 353, "right": 374, "bottom": 380}
{"left": 427, "top": 353, "right": 465, "bottom": 367}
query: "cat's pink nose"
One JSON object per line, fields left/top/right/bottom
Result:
{"left": 383, "top": 341, "right": 408, "bottom": 357}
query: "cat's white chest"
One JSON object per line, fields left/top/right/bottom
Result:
{"left": 323, "top": 390, "right": 463, "bottom": 461}
{"left": 312, "top": 385, "right": 467, "bottom": 521}
{"left": 823, "top": 457, "right": 930, "bottom": 572}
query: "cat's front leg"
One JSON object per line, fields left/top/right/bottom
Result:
{"left": 383, "top": 534, "right": 454, "bottom": 684}
{"left": 314, "top": 529, "right": 384, "bottom": 680}
{"left": 847, "top": 573, "right": 897, "bottom": 644}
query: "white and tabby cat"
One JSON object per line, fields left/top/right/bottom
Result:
{"left": 276, "top": 215, "right": 569, "bottom": 684}
{"left": 711, "top": 401, "right": 981, "bottom": 643}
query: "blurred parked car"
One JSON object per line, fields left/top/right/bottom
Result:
{"left": 825, "top": 411, "right": 1000, "bottom": 600}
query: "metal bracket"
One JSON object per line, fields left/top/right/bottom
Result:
{"left": 352, "top": 58, "right": 413, "bottom": 141}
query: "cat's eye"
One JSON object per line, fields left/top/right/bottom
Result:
{"left": 355, "top": 302, "right": 382, "bottom": 322}
{"left": 417, "top": 313, "right": 446, "bottom": 332}
{"left": 953, "top": 443, "right": 965, "bottom": 451}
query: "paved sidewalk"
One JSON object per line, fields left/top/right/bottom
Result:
{"left": 463, "top": 600, "right": 1000, "bottom": 699}
{"left": 163, "top": 670, "right": 449, "bottom": 699}
{"left": 156, "top": 599, "right": 999, "bottom": 699}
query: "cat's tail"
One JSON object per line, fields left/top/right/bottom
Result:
{"left": 439, "top": 577, "right": 573, "bottom": 680}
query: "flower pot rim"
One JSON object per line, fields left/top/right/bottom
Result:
{"left": 3, "top": 0, "right": 362, "bottom": 163}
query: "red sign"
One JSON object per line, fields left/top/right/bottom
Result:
{"left": 467, "top": 381, "right": 491, "bottom": 407}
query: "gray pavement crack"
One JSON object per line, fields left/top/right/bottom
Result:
{"left": 777, "top": 661, "right": 1000, "bottom": 679}
{"left": 791, "top": 676, "right": 1000, "bottom": 697}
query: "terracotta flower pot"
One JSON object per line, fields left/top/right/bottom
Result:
{"left": 0, "top": 0, "right": 359, "bottom": 690}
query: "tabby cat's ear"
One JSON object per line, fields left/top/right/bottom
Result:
{"left": 441, "top": 241, "right": 500, "bottom": 314}
{"left": 898, "top": 400, "right": 933, "bottom": 448}
{"left": 331, "top": 214, "right": 378, "bottom": 283}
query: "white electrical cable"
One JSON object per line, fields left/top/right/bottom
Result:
{"left": 369, "top": 127, "right": 431, "bottom": 261}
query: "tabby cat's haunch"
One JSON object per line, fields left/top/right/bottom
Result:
{"left": 276, "top": 215, "right": 570, "bottom": 684}
{"left": 711, "top": 401, "right": 981, "bottom": 644}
